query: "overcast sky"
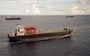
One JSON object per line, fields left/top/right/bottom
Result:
{"left": 0, "top": 0, "right": 90, "bottom": 15}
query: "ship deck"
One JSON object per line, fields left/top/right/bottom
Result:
{"left": 37, "top": 29, "right": 69, "bottom": 34}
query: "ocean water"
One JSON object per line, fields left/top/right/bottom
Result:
{"left": 0, "top": 15, "right": 90, "bottom": 56}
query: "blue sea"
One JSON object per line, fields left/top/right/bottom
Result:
{"left": 0, "top": 15, "right": 90, "bottom": 56}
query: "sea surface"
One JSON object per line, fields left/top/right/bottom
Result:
{"left": 0, "top": 15, "right": 90, "bottom": 56}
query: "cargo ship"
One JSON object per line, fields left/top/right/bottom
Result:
{"left": 6, "top": 17, "right": 21, "bottom": 20}
{"left": 8, "top": 24, "right": 73, "bottom": 42}
{"left": 66, "top": 16, "right": 74, "bottom": 18}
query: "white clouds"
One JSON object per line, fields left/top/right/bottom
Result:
{"left": 26, "top": 9, "right": 30, "bottom": 13}
{"left": 25, "top": 0, "right": 41, "bottom": 15}
{"left": 32, "top": 4, "right": 41, "bottom": 15}
{"left": 19, "top": 0, "right": 37, "bottom": 3}
{"left": 80, "top": 0, "right": 88, "bottom": 10}
{"left": 40, "top": 0, "right": 75, "bottom": 3}
{"left": 71, "top": 5, "right": 79, "bottom": 11}
{"left": 31, "top": 0, "right": 41, "bottom": 15}
{"left": 45, "top": 10, "right": 67, "bottom": 15}
{"left": 0, "top": 0, "right": 90, "bottom": 15}
{"left": 70, "top": 5, "right": 85, "bottom": 14}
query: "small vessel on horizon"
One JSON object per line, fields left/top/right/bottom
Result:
{"left": 6, "top": 17, "right": 21, "bottom": 20}
{"left": 8, "top": 24, "right": 73, "bottom": 43}
{"left": 66, "top": 16, "right": 74, "bottom": 18}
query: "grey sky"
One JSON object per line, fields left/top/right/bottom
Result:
{"left": 0, "top": 0, "right": 90, "bottom": 15}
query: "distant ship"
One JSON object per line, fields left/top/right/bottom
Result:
{"left": 8, "top": 24, "right": 73, "bottom": 42}
{"left": 66, "top": 16, "right": 74, "bottom": 18}
{"left": 6, "top": 17, "right": 21, "bottom": 20}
